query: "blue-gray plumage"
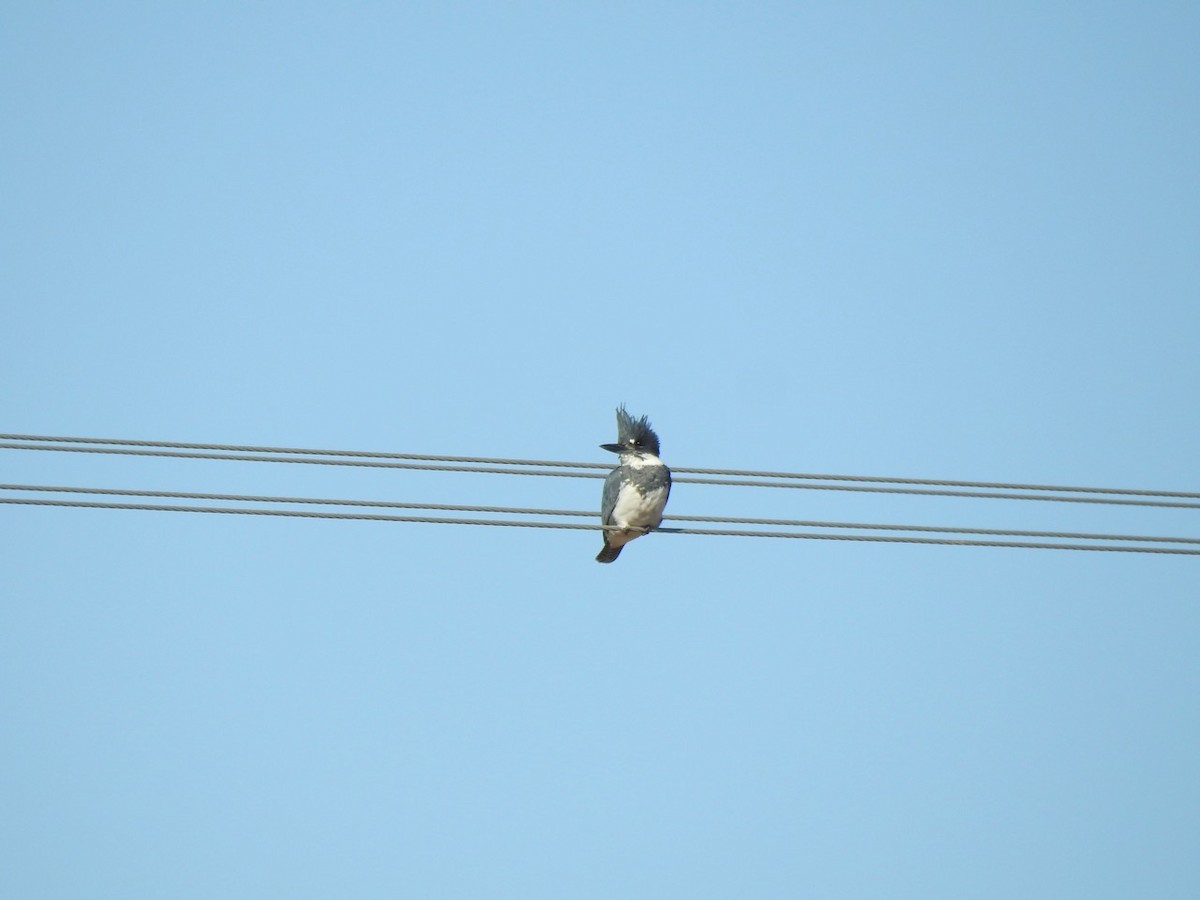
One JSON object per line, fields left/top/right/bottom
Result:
{"left": 596, "top": 405, "right": 671, "bottom": 563}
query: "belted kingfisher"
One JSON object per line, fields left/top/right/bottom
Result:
{"left": 596, "top": 405, "right": 671, "bottom": 564}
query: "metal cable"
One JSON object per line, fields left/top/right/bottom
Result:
{"left": 670, "top": 477, "right": 1200, "bottom": 509}
{"left": 0, "top": 497, "right": 600, "bottom": 531}
{"left": 0, "top": 483, "right": 591, "bottom": 518}
{"left": 660, "top": 527, "right": 1200, "bottom": 555}
{"left": 4, "top": 492, "right": 1199, "bottom": 556}
{"left": 0, "top": 433, "right": 610, "bottom": 470}
{"left": 4, "top": 484, "right": 1198, "bottom": 547}
{"left": 3, "top": 436, "right": 1198, "bottom": 509}
{"left": 0, "top": 442, "right": 598, "bottom": 479}
{"left": 5, "top": 431, "right": 1194, "bottom": 499}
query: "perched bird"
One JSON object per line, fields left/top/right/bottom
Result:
{"left": 596, "top": 405, "right": 672, "bottom": 563}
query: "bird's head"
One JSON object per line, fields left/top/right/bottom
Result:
{"left": 600, "top": 404, "right": 662, "bottom": 457}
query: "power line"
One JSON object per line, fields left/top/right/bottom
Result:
{"left": 3, "top": 484, "right": 1198, "bottom": 556}
{"left": 4, "top": 483, "right": 1200, "bottom": 547}
{"left": 3, "top": 496, "right": 1196, "bottom": 554}
{"left": 1, "top": 496, "right": 600, "bottom": 532}
{"left": 0, "top": 433, "right": 609, "bottom": 470}
{"left": 674, "top": 477, "right": 1200, "bottom": 508}
{"left": 0, "top": 483, "right": 593, "bottom": 518}
{"left": 3, "top": 433, "right": 1199, "bottom": 509}
{"left": 0, "top": 441, "right": 593, "bottom": 480}
{"left": 660, "top": 528, "right": 1200, "bottom": 555}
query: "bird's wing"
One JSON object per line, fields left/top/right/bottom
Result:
{"left": 600, "top": 467, "right": 623, "bottom": 525}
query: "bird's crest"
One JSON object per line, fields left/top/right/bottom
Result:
{"left": 614, "top": 404, "right": 662, "bottom": 456}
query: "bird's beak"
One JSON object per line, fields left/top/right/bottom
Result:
{"left": 599, "top": 443, "right": 623, "bottom": 454}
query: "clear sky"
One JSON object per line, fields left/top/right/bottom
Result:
{"left": 3, "top": 3, "right": 1198, "bottom": 897}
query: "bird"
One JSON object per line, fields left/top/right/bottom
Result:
{"left": 596, "top": 405, "right": 672, "bottom": 563}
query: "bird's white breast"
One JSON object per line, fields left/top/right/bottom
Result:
{"left": 609, "top": 454, "right": 669, "bottom": 531}
{"left": 610, "top": 485, "right": 668, "bottom": 530}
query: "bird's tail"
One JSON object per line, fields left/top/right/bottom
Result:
{"left": 595, "top": 543, "right": 622, "bottom": 564}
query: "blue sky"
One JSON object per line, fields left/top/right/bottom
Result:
{"left": 3, "top": 3, "right": 1198, "bottom": 897}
